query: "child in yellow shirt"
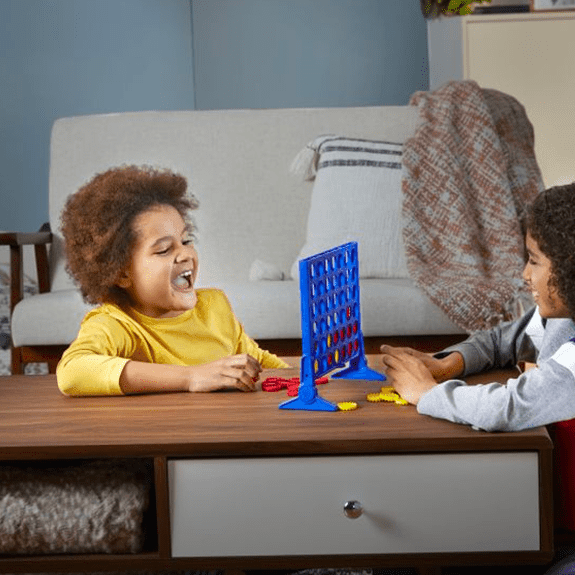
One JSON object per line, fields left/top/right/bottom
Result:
{"left": 57, "top": 165, "right": 288, "bottom": 396}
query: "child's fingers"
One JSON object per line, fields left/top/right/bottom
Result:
{"left": 228, "top": 354, "right": 262, "bottom": 379}
{"left": 217, "top": 360, "right": 259, "bottom": 391}
{"left": 226, "top": 368, "right": 257, "bottom": 391}
{"left": 382, "top": 352, "right": 428, "bottom": 386}
{"left": 383, "top": 350, "right": 426, "bottom": 370}
{"left": 187, "top": 357, "right": 262, "bottom": 392}
{"left": 380, "top": 344, "right": 418, "bottom": 357}
{"left": 381, "top": 352, "right": 408, "bottom": 370}
{"left": 228, "top": 353, "right": 261, "bottom": 369}
{"left": 381, "top": 345, "right": 434, "bottom": 364}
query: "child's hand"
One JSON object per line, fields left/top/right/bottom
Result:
{"left": 187, "top": 354, "right": 262, "bottom": 392}
{"left": 381, "top": 348, "right": 437, "bottom": 405}
{"left": 380, "top": 345, "right": 464, "bottom": 383}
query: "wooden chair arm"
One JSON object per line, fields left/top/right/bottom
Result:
{"left": 0, "top": 226, "right": 53, "bottom": 315}
{"left": 0, "top": 231, "right": 52, "bottom": 246}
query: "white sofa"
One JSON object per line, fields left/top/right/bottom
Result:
{"left": 10, "top": 106, "right": 463, "bottom": 370}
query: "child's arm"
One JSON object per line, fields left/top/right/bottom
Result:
{"left": 435, "top": 307, "right": 540, "bottom": 377}
{"left": 416, "top": 339, "right": 575, "bottom": 431}
{"left": 379, "top": 306, "right": 542, "bottom": 402}
{"left": 57, "top": 307, "right": 263, "bottom": 396}
{"left": 118, "top": 354, "right": 262, "bottom": 394}
{"left": 379, "top": 307, "right": 546, "bottom": 418}
{"left": 231, "top": 307, "right": 290, "bottom": 369}
{"left": 238, "top": 336, "right": 290, "bottom": 369}
{"left": 383, "top": 330, "right": 575, "bottom": 432}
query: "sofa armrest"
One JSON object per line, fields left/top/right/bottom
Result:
{"left": 0, "top": 225, "right": 53, "bottom": 314}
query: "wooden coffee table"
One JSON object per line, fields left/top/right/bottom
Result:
{"left": 0, "top": 358, "right": 553, "bottom": 573}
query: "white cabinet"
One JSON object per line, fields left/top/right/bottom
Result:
{"left": 428, "top": 12, "right": 575, "bottom": 188}
{"left": 169, "top": 453, "right": 540, "bottom": 557}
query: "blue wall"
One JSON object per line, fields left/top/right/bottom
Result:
{"left": 192, "top": 0, "right": 428, "bottom": 109}
{"left": 0, "top": 0, "right": 195, "bottom": 232}
{"left": 0, "top": 0, "right": 428, "bottom": 233}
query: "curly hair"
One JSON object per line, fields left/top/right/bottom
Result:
{"left": 524, "top": 182, "right": 575, "bottom": 321}
{"left": 61, "top": 165, "right": 198, "bottom": 307}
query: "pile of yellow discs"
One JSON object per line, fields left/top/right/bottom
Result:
{"left": 366, "top": 386, "right": 409, "bottom": 406}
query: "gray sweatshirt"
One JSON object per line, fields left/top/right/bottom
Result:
{"left": 417, "top": 306, "right": 575, "bottom": 431}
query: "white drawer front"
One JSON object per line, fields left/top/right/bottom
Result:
{"left": 169, "top": 453, "right": 540, "bottom": 557}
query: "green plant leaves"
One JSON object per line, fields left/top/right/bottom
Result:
{"left": 446, "top": 0, "right": 491, "bottom": 15}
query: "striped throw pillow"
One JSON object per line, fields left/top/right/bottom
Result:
{"left": 291, "top": 136, "right": 409, "bottom": 281}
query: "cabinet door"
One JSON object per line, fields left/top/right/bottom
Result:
{"left": 169, "top": 452, "right": 540, "bottom": 557}
{"left": 465, "top": 16, "right": 575, "bottom": 187}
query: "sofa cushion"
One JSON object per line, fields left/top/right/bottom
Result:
{"left": 12, "top": 280, "right": 462, "bottom": 348}
{"left": 213, "top": 279, "right": 462, "bottom": 340}
{"left": 290, "top": 136, "right": 409, "bottom": 282}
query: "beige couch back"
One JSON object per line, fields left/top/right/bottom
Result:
{"left": 49, "top": 107, "right": 421, "bottom": 291}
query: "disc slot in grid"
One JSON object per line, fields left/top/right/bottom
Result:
{"left": 308, "top": 245, "right": 360, "bottom": 378}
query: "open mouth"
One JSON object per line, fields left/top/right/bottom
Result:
{"left": 172, "top": 270, "right": 194, "bottom": 290}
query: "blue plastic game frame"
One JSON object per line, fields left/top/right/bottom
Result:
{"left": 280, "top": 241, "right": 385, "bottom": 412}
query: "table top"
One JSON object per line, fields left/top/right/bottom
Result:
{"left": 0, "top": 356, "right": 551, "bottom": 460}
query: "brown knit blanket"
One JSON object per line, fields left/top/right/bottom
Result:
{"left": 0, "top": 459, "right": 151, "bottom": 555}
{"left": 401, "top": 80, "right": 544, "bottom": 332}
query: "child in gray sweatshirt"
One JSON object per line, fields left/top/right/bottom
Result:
{"left": 381, "top": 182, "right": 575, "bottom": 432}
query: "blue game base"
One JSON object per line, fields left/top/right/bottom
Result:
{"left": 279, "top": 384, "right": 338, "bottom": 411}
{"left": 279, "top": 395, "right": 338, "bottom": 412}
{"left": 331, "top": 364, "right": 385, "bottom": 381}
{"left": 332, "top": 353, "right": 386, "bottom": 382}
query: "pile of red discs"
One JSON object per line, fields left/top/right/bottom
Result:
{"left": 261, "top": 376, "right": 329, "bottom": 396}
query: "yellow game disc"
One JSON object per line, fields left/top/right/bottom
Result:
{"left": 394, "top": 397, "right": 409, "bottom": 406}
{"left": 380, "top": 386, "right": 396, "bottom": 394}
{"left": 337, "top": 401, "right": 358, "bottom": 411}
{"left": 379, "top": 393, "right": 400, "bottom": 402}
{"left": 366, "top": 392, "right": 385, "bottom": 402}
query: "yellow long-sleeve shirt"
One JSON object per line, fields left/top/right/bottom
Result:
{"left": 57, "top": 288, "right": 288, "bottom": 396}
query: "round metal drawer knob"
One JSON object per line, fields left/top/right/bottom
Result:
{"left": 343, "top": 500, "right": 363, "bottom": 519}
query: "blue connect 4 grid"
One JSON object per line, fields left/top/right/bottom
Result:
{"left": 280, "top": 241, "right": 385, "bottom": 412}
